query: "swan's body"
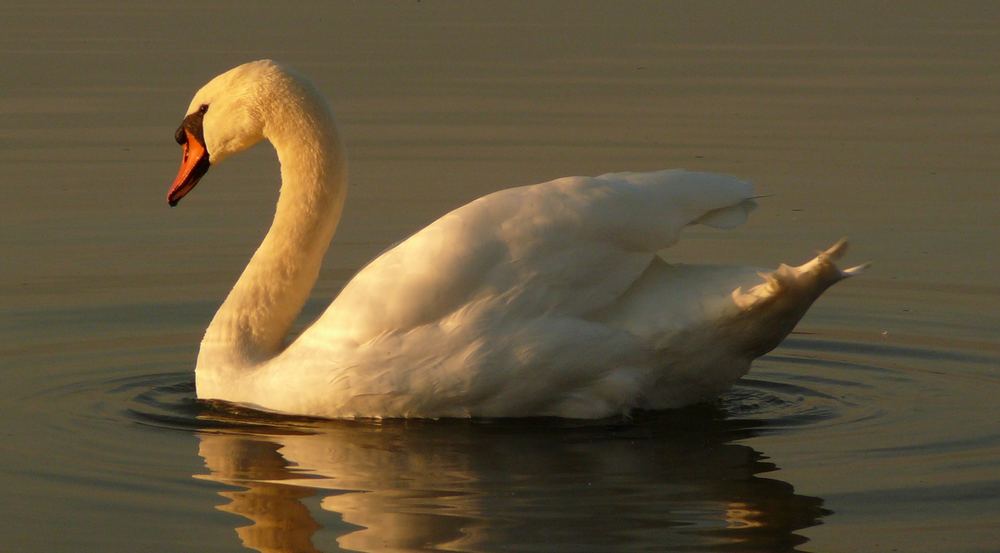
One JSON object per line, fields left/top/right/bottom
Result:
{"left": 167, "top": 60, "right": 862, "bottom": 419}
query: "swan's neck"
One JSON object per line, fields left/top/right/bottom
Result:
{"left": 198, "top": 98, "right": 346, "bottom": 376}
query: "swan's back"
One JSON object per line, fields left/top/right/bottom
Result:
{"left": 302, "top": 170, "right": 755, "bottom": 347}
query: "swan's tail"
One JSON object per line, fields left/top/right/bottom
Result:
{"left": 805, "top": 238, "right": 870, "bottom": 279}
{"left": 734, "top": 238, "right": 868, "bottom": 307}
{"left": 727, "top": 238, "right": 867, "bottom": 356}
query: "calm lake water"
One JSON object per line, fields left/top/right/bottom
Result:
{"left": 3, "top": 2, "right": 999, "bottom": 552}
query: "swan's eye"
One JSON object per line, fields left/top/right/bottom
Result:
{"left": 175, "top": 105, "right": 208, "bottom": 145}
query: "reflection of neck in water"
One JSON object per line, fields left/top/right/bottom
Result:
{"left": 196, "top": 437, "right": 323, "bottom": 553}
{"left": 195, "top": 412, "right": 829, "bottom": 552}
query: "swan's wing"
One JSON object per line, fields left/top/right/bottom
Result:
{"left": 297, "top": 170, "right": 754, "bottom": 348}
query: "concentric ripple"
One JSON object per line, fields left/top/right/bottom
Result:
{"left": 11, "top": 324, "right": 999, "bottom": 553}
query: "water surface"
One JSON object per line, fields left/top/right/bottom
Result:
{"left": 2, "top": 2, "right": 999, "bottom": 552}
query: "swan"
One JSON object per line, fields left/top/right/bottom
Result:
{"left": 166, "top": 60, "right": 864, "bottom": 419}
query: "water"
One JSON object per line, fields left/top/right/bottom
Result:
{"left": 2, "top": 2, "right": 999, "bottom": 551}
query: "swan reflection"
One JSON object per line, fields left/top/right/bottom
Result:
{"left": 195, "top": 410, "right": 828, "bottom": 552}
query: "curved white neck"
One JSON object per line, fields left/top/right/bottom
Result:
{"left": 198, "top": 96, "right": 347, "bottom": 374}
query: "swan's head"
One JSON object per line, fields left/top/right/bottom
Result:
{"left": 167, "top": 60, "right": 297, "bottom": 206}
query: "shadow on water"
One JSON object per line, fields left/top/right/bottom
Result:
{"left": 130, "top": 380, "right": 830, "bottom": 552}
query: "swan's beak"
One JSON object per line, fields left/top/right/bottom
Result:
{"left": 167, "top": 129, "right": 211, "bottom": 207}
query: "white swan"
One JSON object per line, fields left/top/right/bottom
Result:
{"left": 167, "top": 60, "right": 863, "bottom": 419}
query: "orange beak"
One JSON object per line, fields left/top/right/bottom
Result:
{"left": 167, "top": 129, "right": 210, "bottom": 206}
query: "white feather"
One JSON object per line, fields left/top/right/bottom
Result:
{"left": 174, "top": 60, "right": 858, "bottom": 419}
